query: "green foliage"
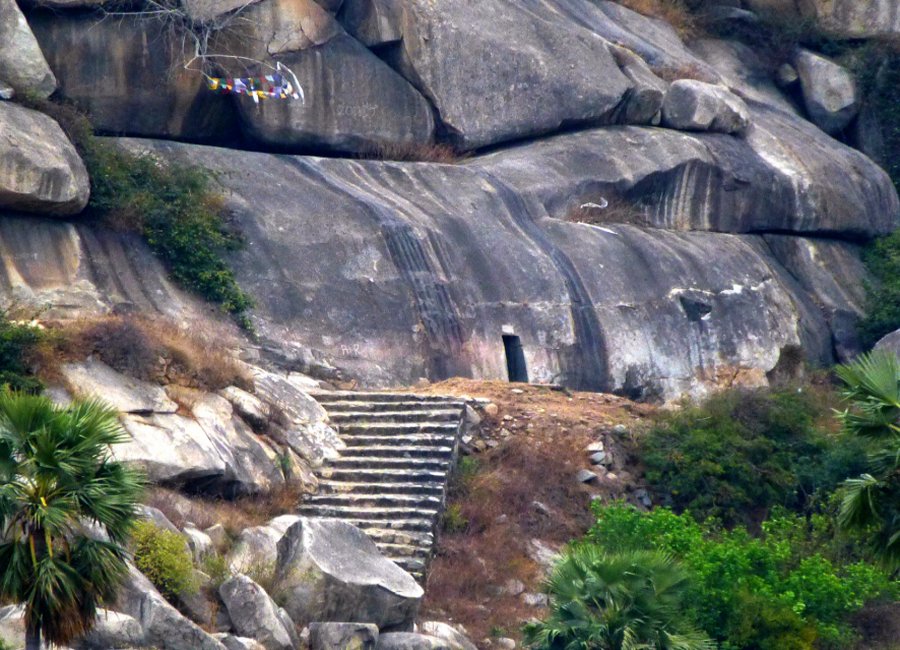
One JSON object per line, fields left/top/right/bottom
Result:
{"left": 86, "top": 143, "right": 254, "bottom": 328}
{"left": 17, "top": 96, "right": 253, "bottom": 330}
{"left": 585, "top": 503, "right": 899, "bottom": 650}
{"left": 523, "top": 545, "right": 714, "bottom": 650}
{"left": 858, "top": 229, "right": 900, "bottom": 348}
{"left": 132, "top": 521, "right": 197, "bottom": 600}
{"left": 0, "top": 314, "right": 43, "bottom": 394}
{"left": 0, "top": 394, "right": 144, "bottom": 647}
{"left": 442, "top": 503, "right": 469, "bottom": 533}
{"left": 834, "top": 351, "right": 900, "bottom": 570}
{"left": 201, "top": 552, "right": 231, "bottom": 590}
{"left": 639, "top": 386, "right": 862, "bottom": 526}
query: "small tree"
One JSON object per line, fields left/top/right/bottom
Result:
{"left": 835, "top": 350, "right": 900, "bottom": 571}
{"left": 0, "top": 393, "right": 143, "bottom": 649}
{"left": 523, "top": 546, "right": 714, "bottom": 650}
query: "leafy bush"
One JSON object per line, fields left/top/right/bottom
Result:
{"left": 858, "top": 229, "right": 900, "bottom": 348}
{"left": 523, "top": 546, "right": 714, "bottom": 650}
{"left": 0, "top": 313, "right": 43, "bottom": 393}
{"left": 18, "top": 96, "right": 253, "bottom": 329}
{"left": 87, "top": 144, "right": 254, "bottom": 328}
{"left": 132, "top": 521, "right": 197, "bottom": 600}
{"left": 201, "top": 553, "right": 231, "bottom": 590}
{"left": 586, "top": 503, "right": 899, "bottom": 650}
{"left": 639, "top": 386, "right": 865, "bottom": 526}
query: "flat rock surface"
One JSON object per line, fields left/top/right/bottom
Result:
{"left": 61, "top": 358, "right": 179, "bottom": 414}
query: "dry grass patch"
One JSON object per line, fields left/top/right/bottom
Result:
{"left": 411, "top": 379, "right": 654, "bottom": 642}
{"left": 614, "top": 0, "right": 699, "bottom": 39}
{"left": 566, "top": 195, "right": 650, "bottom": 227}
{"left": 36, "top": 314, "right": 251, "bottom": 391}
{"left": 358, "top": 140, "right": 466, "bottom": 164}
{"left": 145, "top": 484, "right": 307, "bottom": 538}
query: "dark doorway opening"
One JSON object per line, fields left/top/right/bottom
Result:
{"left": 503, "top": 335, "right": 529, "bottom": 383}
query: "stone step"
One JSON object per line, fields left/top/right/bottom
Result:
{"left": 343, "top": 517, "right": 435, "bottom": 533}
{"left": 392, "top": 557, "right": 427, "bottom": 573}
{"left": 329, "top": 456, "right": 452, "bottom": 471}
{"left": 319, "top": 480, "right": 444, "bottom": 496}
{"left": 324, "top": 400, "right": 465, "bottom": 413}
{"left": 304, "top": 493, "right": 444, "bottom": 510}
{"left": 341, "top": 433, "right": 458, "bottom": 447}
{"left": 321, "top": 468, "right": 448, "bottom": 484}
{"left": 360, "top": 527, "right": 434, "bottom": 547}
{"left": 310, "top": 391, "right": 462, "bottom": 404}
{"left": 330, "top": 410, "right": 462, "bottom": 424}
{"left": 340, "top": 445, "right": 454, "bottom": 459}
{"left": 298, "top": 505, "right": 440, "bottom": 520}
{"left": 375, "top": 542, "right": 430, "bottom": 559}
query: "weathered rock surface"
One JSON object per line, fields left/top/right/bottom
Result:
{"left": 61, "top": 358, "right": 179, "bottom": 414}
{"left": 794, "top": 49, "right": 859, "bottom": 134}
{"left": 219, "top": 575, "right": 296, "bottom": 650}
{"left": 338, "top": 0, "right": 402, "bottom": 46}
{"left": 28, "top": 12, "right": 238, "bottom": 142}
{"left": 226, "top": 515, "right": 301, "bottom": 574}
{"left": 274, "top": 517, "right": 423, "bottom": 630}
{"left": 875, "top": 330, "right": 900, "bottom": 358}
{"left": 376, "top": 633, "right": 452, "bottom": 650}
{"left": 419, "top": 623, "right": 477, "bottom": 650}
{"left": 0, "top": 0, "right": 55, "bottom": 97}
{"left": 114, "top": 564, "right": 227, "bottom": 650}
{"left": 216, "top": 635, "right": 268, "bottom": 650}
{"left": 745, "top": 0, "right": 900, "bottom": 38}
{"left": 662, "top": 80, "right": 750, "bottom": 134}
{"left": 0, "top": 605, "right": 24, "bottom": 649}
{"left": 309, "top": 622, "right": 379, "bottom": 650}
{"left": 392, "top": 0, "right": 631, "bottom": 149}
{"left": 80, "top": 609, "right": 144, "bottom": 649}
{"left": 609, "top": 45, "right": 667, "bottom": 125}
{"left": 0, "top": 102, "right": 89, "bottom": 216}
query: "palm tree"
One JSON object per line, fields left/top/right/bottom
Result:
{"left": 834, "top": 350, "right": 900, "bottom": 571}
{"left": 523, "top": 546, "right": 714, "bottom": 650}
{"left": 0, "top": 393, "right": 143, "bottom": 650}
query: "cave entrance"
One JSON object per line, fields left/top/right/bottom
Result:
{"left": 502, "top": 334, "right": 528, "bottom": 383}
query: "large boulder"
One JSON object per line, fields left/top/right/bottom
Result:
{"left": 219, "top": 575, "right": 296, "bottom": 650}
{"left": 418, "top": 623, "right": 477, "bottom": 650}
{"left": 662, "top": 79, "right": 750, "bottom": 134}
{"left": 227, "top": 515, "right": 301, "bottom": 574}
{"left": 114, "top": 564, "right": 227, "bottom": 650}
{"left": 392, "top": 0, "right": 631, "bottom": 150}
{"left": 745, "top": 0, "right": 900, "bottom": 39}
{"left": 80, "top": 609, "right": 144, "bottom": 649}
{"left": 28, "top": 12, "right": 238, "bottom": 142}
{"left": 210, "top": 0, "right": 435, "bottom": 154}
{"left": 794, "top": 49, "right": 859, "bottom": 134}
{"left": 0, "top": 102, "right": 89, "bottom": 216}
{"left": 0, "top": 0, "right": 55, "bottom": 97}
{"left": 274, "top": 517, "right": 423, "bottom": 630}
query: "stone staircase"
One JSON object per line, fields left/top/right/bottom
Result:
{"left": 299, "top": 391, "right": 466, "bottom": 581}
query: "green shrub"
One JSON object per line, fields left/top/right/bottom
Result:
{"left": 0, "top": 313, "right": 43, "bottom": 393}
{"left": 442, "top": 503, "right": 469, "bottom": 533}
{"left": 201, "top": 553, "right": 231, "bottom": 590}
{"left": 523, "top": 545, "right": 714, "bottom": 650}
{"left": 639, "top": 386, "right": 865, "bottom": 526}
{"left": 18, "top": 96, "right": 253, "bottom": 330}
{"left": 858, "top": 229, "right": 900, "bottom": 348}
{"left": 585, "top": 503, "right": 899, "bottom": 650}
{"left": 132, "top": 521, "right": 197, "bottom": 600}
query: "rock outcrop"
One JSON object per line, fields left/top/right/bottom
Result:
{"left": 274, "top": 517, "right": 423, "bottom": 630}
{"left": 0, "top": 102, "right": 88, "bottom": 216}
{"left": 745, "top": 0, "right": 900, "bottom": 39}
{"left": 309, "top": 622, "right": 379, "bottom": 650}
{"left": 661, "top": 80, "right": 750, "bottom": 135}
{"left": 794, "top": 49, "right": 859, "bottom": 134}
{"left": 219, "top": 575, "right": 297, "bottom": 650}
{"left": 0, "top": 0, "right": 56, "bottom": 97}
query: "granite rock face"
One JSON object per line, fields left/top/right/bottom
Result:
{"left": 29, "top": 12, "right": 239, "bottom": 142}
{"left": 0, "top": 102, "right": 89, "bottom": 216}
{"left": 274, "top": 517, "right": 423, "bottom": 630}
{"left": 745, "top": 0, "right": 900, "bottom": 38}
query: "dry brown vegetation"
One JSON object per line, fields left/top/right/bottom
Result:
{"left": 651, "top": 61, "right": 713, "bottom": 82}
{"left": 145, "top": 484, "right": 308, "bottom": 538}
{"left": 614, "top": 0, "right": 699, "bottom": 39}
{"left": 358, "top": 140, "right": 466, "bottom": 164}
{"left": 565, "top": 195, "right": 650, "bottom": 227}
{"left": 34, "top": 314, "right": 251, "bottom": 392}
{"left": 412, "top": 379, "right": 654, "bottom": 643}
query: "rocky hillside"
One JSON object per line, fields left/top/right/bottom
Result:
{"left": 1, "top": 0, "right": 898, "bottom": 403}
